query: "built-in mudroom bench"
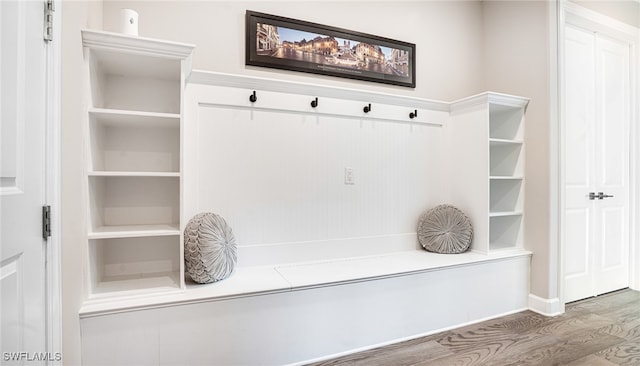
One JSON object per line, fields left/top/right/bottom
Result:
{"left": 78, "top": 30, "right": 531, "bottom": 366}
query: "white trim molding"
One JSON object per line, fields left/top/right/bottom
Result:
{"left": 81, "top": 29, "right": 195, "bottom": 59}
{"left": 46, "top": 0, "right": 63, "bottom": 364}
{"left": 449, "top": 91, "right": 530, "bottom": 113}
{"left": 528, "top": 294, "right": 563, "bottom": 316}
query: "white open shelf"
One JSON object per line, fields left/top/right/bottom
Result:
{"left": 490, "top": 143, "right": 523, "bottom": 177}
{"left": 88, "top": 176, "right": 179, "bottom": 233}
{"left": 88, "top": 224, "right": 180, "bottom": 240}
{"left": 489, "top": 104, "right": 524, "bottom": 141}
{"left": 89, "top": 109, "right": 180, "bottom": 173}
{"left": 88, "top": 171, "right": 180, "bottom": 177}
{"left": 490, "top": 179, "right": 523, "bottom": 213}
{"left": 489, "top": 214, "right": 523, "bottom": 250}
{"left": 88, "top": 236, "right": 181, "bottom": 297}
{"left": 489, "top": 138, "right": 523, "bottom": 145}
{"left": 88, "top": 49, "right": 181, "bottom": 114}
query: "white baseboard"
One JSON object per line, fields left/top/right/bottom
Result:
{"left": 528, "top": 293, "right": 563, "bottom": 316}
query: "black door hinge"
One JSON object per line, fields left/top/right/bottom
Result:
{"left": 42, "top": 205, "right": 51, "bottom": 239}
{"left": 44, "top": 0, "right": 54, "bottom": 42}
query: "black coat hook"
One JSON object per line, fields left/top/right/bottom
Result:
{"left": 311, "top": 97, "right": 318, "bottom": 108}
{"left": 409, "top": 109, "right": 418, "bottom": 119}
{"left": 363, "top": 103, "right": 371, "bottom": 113}
{"left": 249, "top": 90, "right": 257, "bottom": 103}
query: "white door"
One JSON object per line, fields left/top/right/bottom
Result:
{"left": 1, "top": 0, "right": 49, "bottom": 361}
{"left": 563, "top": 25, "right": 631, "bottom": 303}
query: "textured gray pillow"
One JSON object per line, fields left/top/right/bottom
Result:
{"left": 184, "top": 212, "right": 237, "bottom": 284}
{"left": 417, "top": 204, "right": 473, "bottom": 254}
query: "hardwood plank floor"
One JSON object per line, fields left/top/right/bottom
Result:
{"left": 311, "top": 289, "right": 640, "bottom": 366}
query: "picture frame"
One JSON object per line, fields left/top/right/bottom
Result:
{"left": 246, "top": 11, "right": 416, "bottom": 88}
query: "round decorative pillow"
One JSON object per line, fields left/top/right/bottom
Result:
{"left": 184, "top": 212, "right": 237, "bottom": 284}
{"left": 417, "top": 204, "right": 473, "bottom": 254}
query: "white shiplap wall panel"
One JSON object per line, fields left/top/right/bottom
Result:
{"left": 196, "top": 107, "right": 329, "bottom": 246}
{"left": 192, "top": 99, "right": 444, "bottom": 265}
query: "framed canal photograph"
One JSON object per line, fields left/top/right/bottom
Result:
{"left": 246, "top": 11, "right": 416, "bottom": 88}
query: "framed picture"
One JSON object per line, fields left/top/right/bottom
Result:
{"left": 246, "top": 11, "right": 416, "bottom": 88}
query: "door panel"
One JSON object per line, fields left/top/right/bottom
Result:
{"left": 600, "top": 207, "right": 624, "bottom": 269}
{"left": 564, "top": 25, "right": 597, "bottom": 302}
{"left": 594, "top": 35, "right": 629, "bottom": 296}
{"left": 0, "top": 0, "right": 23, "bottom": 192}
{"left": 1, "top": 257, "right": 22, "bottom": 355}
{"left": 598, "top": 36, "right": 629, "bottom": 188}
{"left": 564, "top": 208, "right": 592, "bottom": 302}
{"left": 564, "top": 27, "right": 595, "bottom": 189}
{"left": 0, "top": 0, "right": 47, "bottom": 359}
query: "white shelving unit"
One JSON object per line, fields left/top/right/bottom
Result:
{"left": 488, "top": 102, "right": 525, "bottom": 251}
{"left": 81, "top": 30, "right": 194, "bottom": 298}
{"left": 449, "top": 93, "right": 528, "bottom": 254}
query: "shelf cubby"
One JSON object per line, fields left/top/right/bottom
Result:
{"left": 88, "top": 49, "right": 181, "bottom": 114}
{"left": 489, "top": 104, "right": 524, "bottom": 140}
{"left": 490, "top": 178, "right": 523, "bottom": 213}
{"left": 490, "top": 142, "right": 523, "bottom": 177}
{"left": 489, "top": 215, "right": 523, "bottom": 251}
{"left": 89, "top": 109, "right": 180, "bottom": 173}
{"left": 89, "top": 236, "right": 181, "bottom": 296}
{"left": 88, "top": 176, "right": 179, "bottom": 234}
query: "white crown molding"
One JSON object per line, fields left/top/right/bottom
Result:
{"left": 81, "top": 29, "right": 195, "bottom": 59}
{"left": 449, "top": 92, "right": 530, "bottom": 113}
{"left": 562, "top": 1, "right": 640, "bottom": 43}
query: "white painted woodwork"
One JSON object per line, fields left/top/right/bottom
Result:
{"left": 81, "top": 30, "right": 194, "bottom": 297}
{"left": 449, "top": 93, "right": 528, "bottom": 254}
{"left": 78, "top": 249, "right": 531, "bottom": 316}
{"left": 0, "top": 0, "right": 47, "bottom": 357}
{"left": 78, "top": 49, "right": 532, "bottom": 363}
{"left": 563, "top": 25, "right": 631, "bottom": 303}
{"left": 80, "top": 254, "right": 530, "bottom": 366}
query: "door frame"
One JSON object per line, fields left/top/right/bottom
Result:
{"left": 45, "top": 0, "right": 62, "bottom": 362}
{"left": 554, "top": 1, "right": 640, "bottom": 309}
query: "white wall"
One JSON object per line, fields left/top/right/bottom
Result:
{"left": 101, "top": 0, "right": 485, "bottom": 101}
{"left": 482, "top": 1, "right": 555, "bottom": 301}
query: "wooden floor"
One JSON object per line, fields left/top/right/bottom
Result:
{"left": 312, "top": 289, "right": 640, "bottom": 366}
